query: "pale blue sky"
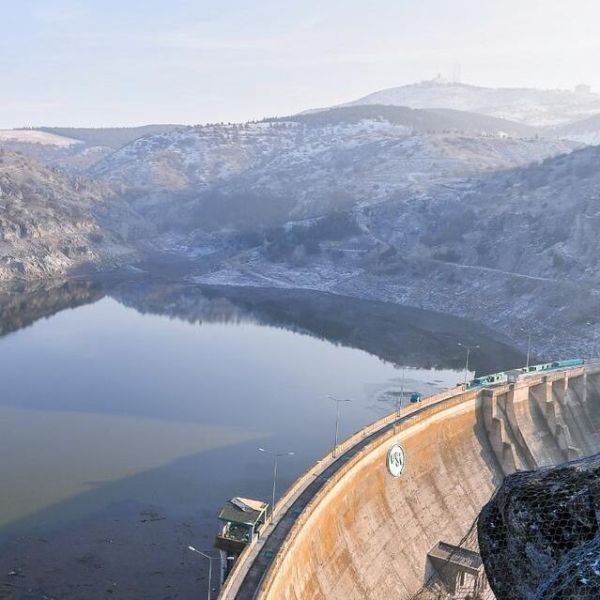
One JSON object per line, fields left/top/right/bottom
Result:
{"left": 2, "top": 0, "right": 599, "bottom": 127}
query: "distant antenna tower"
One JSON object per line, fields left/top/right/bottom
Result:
{"left": 452, "top": 61, "right": 462, "bottom": 83}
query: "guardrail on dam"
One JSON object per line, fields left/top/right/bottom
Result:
{"left": 219, "top": 360, "right": 600, "bottom": 600}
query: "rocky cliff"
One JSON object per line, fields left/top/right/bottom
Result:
{"left": 0, "top": 151, "right": 134, "bottom": 281}
{"left": 478, "top": 453, "right": 600, "bottom": 599}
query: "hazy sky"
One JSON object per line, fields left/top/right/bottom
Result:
{"left": 2, "top": 0, "right": 599, "bottom": 128}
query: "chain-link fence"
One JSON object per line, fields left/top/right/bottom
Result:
{"left": 478, "top": 453, "right": 600, "bottom": 600}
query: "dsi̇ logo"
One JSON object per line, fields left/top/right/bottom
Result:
{"left": 387, "top": 443, "right": 406, "bottom": 477}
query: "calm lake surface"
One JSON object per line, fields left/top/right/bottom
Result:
{"left": 0, "top": 280, "right": 524, "bottom": 599}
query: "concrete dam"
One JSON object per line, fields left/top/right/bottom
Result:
{"left": 219, "top": 360, "right": 600, "bottom": 599}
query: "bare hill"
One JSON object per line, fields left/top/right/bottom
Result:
{"left": 334, "top": 78, "right": 600, "bottom": 127}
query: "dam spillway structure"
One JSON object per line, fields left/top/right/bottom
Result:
{"left": 217, "top": 359, "right": 600, "bottom": 599}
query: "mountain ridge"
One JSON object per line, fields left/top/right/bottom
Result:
{"left": 88, "top": 111, "right": 576, "bottom": 232}
{"left": 316, "top": 78, "right": 600, "bottom": 127}
{"left": 269, "top": 104, "right": 538, "bottom": 137}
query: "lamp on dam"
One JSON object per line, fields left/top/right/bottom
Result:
{"left": 458, "top": 342, "right": 479, "bottom": 385}
{"left": 392, "top": 367, "right": 407, "bottom": 434}
{"left": 187, "top": 545, "right": 214, "bottom": 600}
{"left": 327, "top": 395, "right": 352, "bottom": 457}
{"left": 258, "top": 447, "right": 295, "bottom": 521}
{"left": 586, "top": 322, "right": 598, "bottom": 359}
{"left": 520, "top": 327, "right": 532, "bottom": 368}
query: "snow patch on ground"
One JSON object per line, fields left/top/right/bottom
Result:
{"left": 0, "top": 130, "right": 82, "bottom": 147}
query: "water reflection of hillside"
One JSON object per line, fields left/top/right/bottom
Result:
{"left": 0, "top": 277, "right": 526, "bottom": 374}
{"left": 0, "top": 279, "right": 104, "bottom": 338}
{"left": 111, "top": 281, "right": 525, "bottom": 374}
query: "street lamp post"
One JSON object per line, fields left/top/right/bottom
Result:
{"left": 327, "top": 395, "right": 351, "bottom": 457}
{"left": 258, "top": 447, "right": 295, "bottom": 520}
{"left": 586, "top": 322, "right": 598, "bottom": 359}
{"left": 520, "top": 328, "right": 532, "bottom": 368}
{"left": 399, "top": 367, "right": 405, "bottom": 420}
{"left": 188, "top": 546, "right": 213, "bottom": 600}
{"left": 458, "top": 343, "right": 479, "bottom": 385}
{"left": 393, "top": 367, "right": 406, "bottom": 433}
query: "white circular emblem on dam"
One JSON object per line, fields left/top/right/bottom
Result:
{"left": 387, "top": 443, "right": 406, "bottom": 478}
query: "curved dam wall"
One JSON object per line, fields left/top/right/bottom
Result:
{"left": 221, "top": 362, "right": 600, "bottom": 600}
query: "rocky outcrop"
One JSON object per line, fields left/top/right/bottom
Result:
{"left": 478, "top": 453, "right": 600, "bottom": 599}
{"left": 0, "top": 150, "right": 135, "bottom": 281}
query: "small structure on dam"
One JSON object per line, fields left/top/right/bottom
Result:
{"left": 217, "top": 359, "right": 600, "bottom": 600}
{"left": 426, "top": 541, "right": 489, "bottom": 598}
{"left": 214, "top": 497, "right": 268, "bottom": 583}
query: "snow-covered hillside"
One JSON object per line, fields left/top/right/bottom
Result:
{"left": 91, "top": 114, "right": 577, "bottom": 229}
{"left": 183, "top": 143, "right": 600, "bottom": 361}
{"left": 0, "top": 125, "right": 183, "bottom": 173}
{"left": 2, "top": 83, "right": 599, "bottom": 361}
{"left": 334, "top": 78, "right": 600, "bottom": 127}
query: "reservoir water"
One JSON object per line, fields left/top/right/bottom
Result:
{"left": 0, "top": 280, "right": 524, "bottom": 599}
